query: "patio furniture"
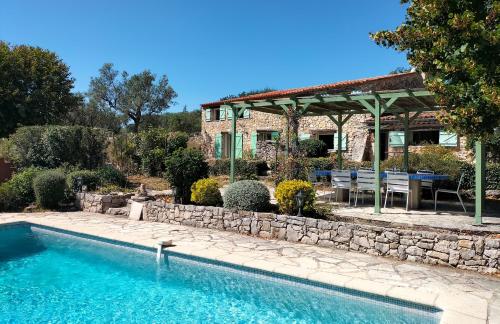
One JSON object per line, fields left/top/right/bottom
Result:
{"left": 417, "top": 170, "right": 435, "bottom": 197}
{"left": 354, "top": 169, "right": 376, "bottom": 206}
{"left": 330, "top": 170, "right": 353, "bottom": 205}
{"left": 308, "top": 170, "right": 322, "bottom": 186}
{"left": 384, "top": 172, "right": 412, "bottom": 211}
{"left": 434, "top": 173, "right": 467, "bottom": 213}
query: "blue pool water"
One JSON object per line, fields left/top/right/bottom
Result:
{"left": 0, "top": 224, "right": 441, "bottom": 323}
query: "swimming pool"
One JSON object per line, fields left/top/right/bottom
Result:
{"left": 0, "top": 223, "right": 441, "bottom": 323}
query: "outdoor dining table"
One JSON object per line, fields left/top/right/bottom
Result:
{"left": 314, "top": 170, "right": 449, "bottom": 209}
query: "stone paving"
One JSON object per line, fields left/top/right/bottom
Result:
{"left": 1, "top": 211, "right": 500, "bottom": 324}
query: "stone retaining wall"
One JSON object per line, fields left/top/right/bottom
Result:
{"left": 143, "top": 201, "right": 500, "bottom": 275}
{"left": 76, "top": 192, "right": 131, "bottom": 213}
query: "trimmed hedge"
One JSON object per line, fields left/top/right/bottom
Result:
{"left": 33, "top": 170, "right": 67, "bottom": 209}
{"left": 275, "top": 180, "right": 315, "bottom": 215}
{"left": 209, "top": 159, "right": 268, "bottom": 179}
{"left": 223, "top": 180, "right": 270, "bottom": 212}
{"left": 191, "top": 178, "right": 223, "bottom": 206}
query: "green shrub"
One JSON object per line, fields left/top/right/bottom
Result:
{"left": 0, "top": 183, "right": 14, "bottom": 212}
{"left": 190, "top": 178, "right": 223, "bottom": 206}
{"left": 66, "top": 170, "right": 100, "bottom": 192}
{"left": 164, "top": 148, "right": 208, "bottom": 203}
{"left": 96, "top": 165, "right": 127, "bottom": 187}
{"left": 138, "top": 129, "right": 189, "bottom": 176}
{"left": 96, "top": 185, "right": 134, "bottom": 195}
{"left": 209, "top": 159, "right": 268, "bottom": 179}
{"left": 275, "top": 180, "right": 315, "bottom": 215}
{"left": 5, "top": 126, "right": 108, "bottom": 169}
{"left": 223, "top": 180, "right": 270, "bottom": 212}
{"left": 461, "top": 162, "right": 500, "bottom": 191}
{"left": 299, "top": 139, "right": 328, "bottom": 157}
{"left": 0, "top": 167, "right": 44, "bottom": 211}
{"left": 33, "top": 170, "right": 67, "bottom": 209}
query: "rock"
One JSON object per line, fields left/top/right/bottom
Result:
{"left": 375, "top": 242, "right": 390, "bottom": 254}
{"left": 286, "top": 227, "right": 303, "bottom": 242}
{"left": 406, "top": 246, "right": 425, "bottom": 257}
{"left": 449, "top": 250, "right": 460, "bottom": 266}
{"left": 460, "top": 249, "right": 475, "bottom": 261}
{"left": 417, "top": 241, "right": 434, "bottom": 249}
{"left": 383, "top": 231, "right": 399, "bottom": 242}
{"left": 427, "top": 250, "right": 449, "bottom": 262}
{"left": 458, "top": 240, "right": 474, "bottom": 249}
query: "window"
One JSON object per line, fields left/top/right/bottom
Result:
{"left": 318, "top": 134, "right": 334, "bottom": 150}
{"left": 412, "top": 130, "right": 439, "bottom": 145}
{"left": 257, "top": 131, "right": 279, "bottom": 142}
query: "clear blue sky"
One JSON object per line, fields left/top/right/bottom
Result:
{"left": 0, "top": 0, "right": 409, "bottom": 112}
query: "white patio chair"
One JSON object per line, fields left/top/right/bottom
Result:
{"left": 307, "top": 170, "right": 322, "bottom": 186}
{"left": 417, "top": 169, "right": 435, "bottom": 198}
{"left": 434, "top": 173, "right": 467, "bottom": 213}
{"left": 384, "top": 172, "right": 412, "bottom": 211}
{"left": 330, "top": 170, "right": 353, "bottom": 205}
{"left": 355, "top": 169, "right": 376, "bottom": 206}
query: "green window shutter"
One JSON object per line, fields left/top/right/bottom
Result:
{"left": 251, "top": 132, "right": 257, "bottom": 158}
{"left": 214, "top": 133, "right": 222, "bottom": 159}
{"left": 389, "top": 131, "right": 405, "bottom": 147}
{"left": 271, "top": 131, "right": 280, "bottom": 140}
{"left": 227, "top": 108, "right": 233, "bottom": 120}
{"left": 205, "top": 109, "right": 212, "bottom": 122}
{"left": 243, "top": 109, "right": 250, "bottom": 119}
{"left": 299, "top": 133, "right": 310, "bottom": 140}
{"left": 235, "top": 133, "right": 243, "bottom": 159}
{"left": 220, "top": 107, "right": 226, "bottom": 120}
{"left": 439, "top": 131, "right": 458, "bottom": 147}
{"left": 333, "top": 133, "right": 348, "bottom": 150}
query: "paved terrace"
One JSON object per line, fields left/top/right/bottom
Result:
{"left": 1, "top": 212, "right": 499, "bottom": 324}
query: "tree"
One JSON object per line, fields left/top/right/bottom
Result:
{"left": 389, "top": 67, "right": 412, "bottom": 74}
{"left": 370, "top": 0, "right": 499, "bottom": 139}
{"left": 141, "top": 109, "right": 201, "bottom": 134}
{"left": 63, "top": 98, "right": 123, "bottom": 133}
{"left": 0, "top": 42, "right": 80, "bottom": 137}
{"left": 88, "top": 63, "right": 176, "bottom": 132}
{"left": 219, "top": 87, "right": 276, "bottom": 101}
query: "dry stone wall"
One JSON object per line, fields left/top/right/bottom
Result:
{"left": 143, "top": 201, "right": 500, "bottom": 275}
{"left": 75, "top": 192, "right": 131, "bottom": 213}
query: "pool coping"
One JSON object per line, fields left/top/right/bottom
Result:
{"left": 0, "top": 218, "right": 489, "bottom": 323}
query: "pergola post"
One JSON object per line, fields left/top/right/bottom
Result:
{"left": 475, "top": 140, "right": 485, "bottom": 225}
{"left": 337, "top": 113, "right": 343, "bottom": 169}
{"left": 285, "top": 114, "right": 290, "bottom": 159}
{"left": 373, "top": 99, "right": 382, "bottom": 214}
{"left": 230, "top": 106, "right": 238, "bottom": 183}
{"left": 403, "top": 111, "right": 410, "bottom": 171}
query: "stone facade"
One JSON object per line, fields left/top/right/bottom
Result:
{"left": 201, "top": 109, "right": 469, "bottom": 162}
{"left": 143, "top": 201, "right": 500, "bottom": 275}
{"left": 75, "top": 192, "right": 132, "bottom": 213}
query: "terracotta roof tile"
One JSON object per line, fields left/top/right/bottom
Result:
{"left": 201, "top": 72, "right": 424, "bottom": 108}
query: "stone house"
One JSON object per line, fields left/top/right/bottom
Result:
{"left": 200, "top": 72, "right": 468, "bottom": 162}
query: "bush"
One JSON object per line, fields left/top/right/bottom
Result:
{"left": 0, "top": 167, "right": 44, "bottom": 211}
{"left": 138, "top": 129, "right": 189, "bottom": 176}
{"left": 190, "top": 178, "right": 223, "bottom": 206}
{"left": 223, "top": 180, "right": 270, "bottom": 212}
{"left": 275, "top": 180, "right": 315, "bottom": 215}
{"left": 96, "top": 185, "right": 134, "bottom": 195}
{"left": 208, "top": 159, "right": 268, "bottom": 179}
{"left": 164, "top": 148, "right": 208, "bottom": 203}
{"left": 96, "top": 165, "right": 127, "bottom": 187}
{"left": 66, "top": 170, "right": 100, "bottom": 192}
{"left": 299, "top": 139, "right": 328, "bottom": 157}
{"left": 5, "top": 126, "right": 108, "bottom": 169}
{"left": 33, "top": 170, "right": 67, "bottom": 209}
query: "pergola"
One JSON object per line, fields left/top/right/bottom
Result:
{"left": 205, "top": 85, "right": 486, "bottom": 224}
